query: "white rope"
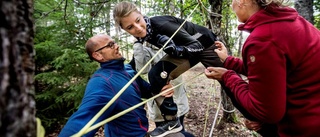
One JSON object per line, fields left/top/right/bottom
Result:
{"left": 209, "top": 94, "right": 222, "bottom": 137}
{"left": 221, "top": 105, "right": 236, "bottom": 113}
{"left": 208, "top": 82, "right": 237, "bottom": 137}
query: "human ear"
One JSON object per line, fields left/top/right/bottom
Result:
{"left": 92, "top": 52, "right": 103, "bottom": 61}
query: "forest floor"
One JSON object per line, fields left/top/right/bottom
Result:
{"left": 50, "top": 63, "right": 261, "bottom": 137}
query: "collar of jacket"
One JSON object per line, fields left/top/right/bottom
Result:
{"left": 100, "top": 58, "right": 126, "bottom": 70}
{"left": 238, "top": 6, "right": 298, "bottom": 32}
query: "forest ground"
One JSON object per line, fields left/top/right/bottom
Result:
{"left": 50, "top": 63, "right": 261, "bottom": 137}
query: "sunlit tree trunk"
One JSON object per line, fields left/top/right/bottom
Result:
{"left": 295, "top": 0, "right": 314, "bottom": 24}
{"left": 209, "top": 0, "right": 237, "bottom": 127}
{"left": 0, "top": 0, "right": 36, "bottom": 136}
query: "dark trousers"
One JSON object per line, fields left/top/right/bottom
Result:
{"left": 148, "top": 45, "right": 223, "bottom": 118}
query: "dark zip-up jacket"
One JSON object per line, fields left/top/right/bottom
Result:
{"left": 147, "top": 15, "right": 217, "bottom": 56}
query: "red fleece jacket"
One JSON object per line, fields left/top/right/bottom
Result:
{"left": 222, "top": 6, "right": 320, "bottom": 137}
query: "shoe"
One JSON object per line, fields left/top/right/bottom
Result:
{"left": 149, "top": 119, "right": 183, "bottom": 137}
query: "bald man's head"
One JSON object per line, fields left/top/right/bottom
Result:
{"left": 85, "top": 34, "right": 122, "bottom": 62}
{"left": 85, "top": 34, "right": 111, "bottom": 60}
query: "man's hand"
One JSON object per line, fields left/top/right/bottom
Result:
{"left": 204, "top": 67, "right": 228, "bottom": 81}
{"left": 214, "top": 41, "right": 228, "bottom": 62}
{"left": 160, "top": 83, "right": 174, "bottom": 97}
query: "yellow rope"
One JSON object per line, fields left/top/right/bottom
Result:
{"left": 37, "top": 118, "right": 45, "bottom": 137}
{"left": 72, "top": 3, "right": 200, "bottom": 137}
{"left": 85, "top": 72, "right": 204, "bottom": 134}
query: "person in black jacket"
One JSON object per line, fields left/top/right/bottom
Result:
{"left": 113, "top": 2, "right": 223, "bottom": 137}
{"left": 113, "top": 2, "right": 279, "bottom": 137}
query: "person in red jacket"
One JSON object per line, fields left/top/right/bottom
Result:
{"left": 205, "top": 0, "right": 320, "bottom": 136}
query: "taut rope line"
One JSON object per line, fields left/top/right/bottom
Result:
{"left": 72, "top": 3, "right": 200, "bottom": 137}
{"left": 85, "top": 72, "right": 204, "bottom": 134}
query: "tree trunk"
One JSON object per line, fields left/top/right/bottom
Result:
{"left": 209, "top": 0, "right": 237, "bottom": 127}
{"left": 0, "top": 0, "right": 36, "bottom": 137}
{"left": 237, "top": 32, "right": 243, "bottom": 57}
{"left": 295, "top": 0, "right": 314, "bottom": 24}
{"left": 209, "top": 0, "right": 222, "bottom": 35}
{"left": 179, "top": 0, "right": 184, "bottom": 18}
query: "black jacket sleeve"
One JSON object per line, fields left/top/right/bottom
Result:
{"left": 150, "top": 16, "right": 205, "bottom": 56}
{"left": 159, "top": 22, "right": 204, "bottom": 54}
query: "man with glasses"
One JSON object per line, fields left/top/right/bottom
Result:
{"left": 58, "top": 34, "right": 174, "bottom": 137}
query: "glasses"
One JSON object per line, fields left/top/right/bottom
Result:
{"left": 95, "top": 41, "right": 116, "bottom": 52}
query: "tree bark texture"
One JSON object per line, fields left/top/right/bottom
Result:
{"left": 0, "top": 0, "right": 36, "bottom": 137}
{"left": 295, "top": 0, "right": 314, "bottom": 24}
{"left": 209, "top": 0, "right": 237, "bottom": 124}
{"left": 209, "top": 0, "right": 222, "bottom": 35}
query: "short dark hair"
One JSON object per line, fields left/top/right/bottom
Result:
{"left": 85, "top": 38, "right": 97, "bottom": 61}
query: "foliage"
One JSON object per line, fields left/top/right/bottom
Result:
{"left": 34, "top": 0, "right": 100, "bottom": 133}
{"left": 33, "top": 0, "right": 319, "bottom": 135}
{"left": 35, "top": 47, "right": 98, "bottom": 131}
{"left": 219, "top": 1, "right": 239, "bottom": 56}
{"left": 314, "top": 0, "right": 320, "bottom": 29}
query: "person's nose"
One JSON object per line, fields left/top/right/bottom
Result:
{"left": 134, "top": 24, "right": 143, "bottom": 32}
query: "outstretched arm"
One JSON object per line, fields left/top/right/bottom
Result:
{"left": 156, "top": 22, "right": 204, "bottom": 58}
{"left": 214, "top": 41, "right": 247, "bottom": 75}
